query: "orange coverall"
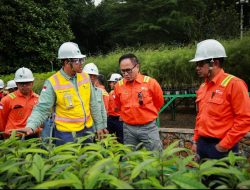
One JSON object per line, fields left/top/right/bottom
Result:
{"left": 108, "top": 90, "right": 120, "bottom": 117}
{"left": 194, "top": 69, "right": 250, "bottom": 149}
{"left": 114, "top": 74, "right": 164, "bottom": 125}
{"left": 0, "top": 90, "right": 39, "bottom": 133}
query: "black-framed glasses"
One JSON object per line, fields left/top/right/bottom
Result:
{"left": 120, "top": 64, "right": 137, "bottom": 75}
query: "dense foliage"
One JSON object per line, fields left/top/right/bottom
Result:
{"left": 0, "top": 133, "right": 249, "bottom": 189}
{"left": 0, "top": 36, "right": 250, "bottom": 94}
{"left": 0, "top": 0, "right": 73, "bottom": 74}
{"left": 0, "top": 0, "right": 249, "bottom": 74}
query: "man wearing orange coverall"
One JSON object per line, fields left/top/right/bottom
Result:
{"left": 0, "top": 67, "right": 39, "bottom": 137}
{"left": 114, "top": 53, "right": 164, "bottom": 151}
{"left": 190, "top": 39, "right": 250, "bottom": 161}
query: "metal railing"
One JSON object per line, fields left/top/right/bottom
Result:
{"left": 157, "top": 92, "right": 250, "bottom": 128}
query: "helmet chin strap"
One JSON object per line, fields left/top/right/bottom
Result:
{"left": 68, "top": 60, "right": 76, "bottom": 75}
{"left": 207, "top": 59, "right": 214, "bottom": 78}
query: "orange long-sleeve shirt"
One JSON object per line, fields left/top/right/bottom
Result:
{"left": 114, "top": 74, "right": 164, "bottom": 125}
{"left": 108, "top": 90, "right": 120, "bottom": 117}
{"left": 194, "top": 69, "right": 250, "bottom": 149}
{"left": 0, "top": 90, "right": 39, "bottom": 132}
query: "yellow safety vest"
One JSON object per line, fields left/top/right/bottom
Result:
{"left": 48, "top": 71, "right": 93, "bottom": 132}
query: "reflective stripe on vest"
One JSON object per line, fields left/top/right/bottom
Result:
{"left": 143, "top": 76, "right": 150, "bottom": 83}
{"left": 118, "top": 76, "right": 149, "bottom": 86}
{"left": 118, "top": 79, "right": 124, "bottom": 86}
{"left": 8, "top": 93, "right": 16, "bottom": 99}
{"left": 221, "top": 75, "right": 234, "bottom": 87}
{"left": 55, "top": 115, "right": 90, "bottom": 123}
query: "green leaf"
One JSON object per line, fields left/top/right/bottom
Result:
{"left": 63, "top": 172, "right": 82, "bottom": 189}
{"left": 18, "top": 148, "right": 49, "bottom": 155}
{"left": 106, "top": 175, "right": 134, "bottom": 189}
{"left": 31, "top": 179, "right": 76, "bottom": 189}
{"left": 52, "top": 143, "right": 80, "bottom": 154}
{"left": 171, "top": 174, "right": 208, "bottom": 189}
{"left": 48, "top": 155, "right": 77, "bottom": 163}
{"left": 130, "top": 159, "right": 156, "bottom": 181}
{"left": 27, "top": 154, "right": 51, "bottom": 183}
{"left": 84, "top": 158, "right": 113, "bottom": 189}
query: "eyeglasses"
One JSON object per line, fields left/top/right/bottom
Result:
{"left": 196, "top": 59, "right": 213, "bottom": 67}
{"left": 196, "top": 61, "right": 207, "bottom": 67}
{"left": 120, "top": 64, "right": 137, "bottom": 75}
{"left": 69, "top": 58, "right": 85, "bottom": 64}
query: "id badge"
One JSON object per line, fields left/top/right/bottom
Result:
{"left": 63, "top": 93, "right": 74, "bottom": 109}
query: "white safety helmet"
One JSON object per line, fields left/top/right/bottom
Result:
{"left": 6, "top": 80, "right": 17, "bottom": 90}
{"left": 108, "top": 73, "right": 122, "bottom": 82}
{"left": 0, "top": 79, "right": 4, "bottom": 88}
{"left": 83, "top": 63, "right": 99, "bottom": 75}
{"left": 189, "top": 39, "right": 227, "bottom": 62}
{"left": 58, "top": 42, "right": 86, "bottom": 59}
{"left": 14, "top": 67, "right": 34, "bottom": 83}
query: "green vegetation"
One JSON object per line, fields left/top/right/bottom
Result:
{"left": 1, "top": 0, "right": 248, "bottom": 74}
{"left": 0, "top": 133, "right": 249, "bottom": 189}
{"left": 88, "top": 35, "right": 250, "bottom": 88}
{"left": 1, "top": 36, "right": 250, "bottom": 94}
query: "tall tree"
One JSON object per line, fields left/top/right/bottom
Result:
{"left": 0, "top": 0, "right": 74, "bottom": 74}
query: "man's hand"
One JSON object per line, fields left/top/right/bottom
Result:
{"left": 191, "top": 143, "right": 197, "bottom": 153}
{"left": 215, "top": 144, "right": 228, "bottom": 152}
{"left": 13, "top": 128, "right": 34, "bottom": 136}
{"left": 96, "top": 129, "right": 109, "bottom": 140}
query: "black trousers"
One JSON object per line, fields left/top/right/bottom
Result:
{"left": 197, "top": 136, "right": 239, "bottom": 161}
{"left": 107, "top": 116, "right": 123, "bottom": 144}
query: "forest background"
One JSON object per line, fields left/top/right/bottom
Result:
{"left": 0, "top": 0, "right": 250, "bottom": 93}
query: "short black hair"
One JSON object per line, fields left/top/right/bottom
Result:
{"left": 119, "top": 53, "right": 139, "bottom": 65}
{"left": 97, "top": 74, "right": 106, "bottom": 86}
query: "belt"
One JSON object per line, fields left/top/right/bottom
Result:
{"left": 108, "top": 115, "right": 120, "bottom": 119}
{"left": 199, "top": 136, "right": 221, "bottom": 143}
{"left": 125, "top": 120, "right": 155, "bottom": 127}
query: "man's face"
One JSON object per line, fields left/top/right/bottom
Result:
{"left": 70, "top": 58, "right": 85, "bottom": 73}
{"left": 89, "top": 74, "right": 98, "bottom": 85}
{"left": 120, "top": 58, "right": 139, "bottom": 81}
{"left": 17, "top": 82, "right": 34, "bottom": 96}
{"left": 109, "top": 81, "right": 115, "bottom": 90}
{"left": 195, "top": 61, "right": 210, "bottom": 78}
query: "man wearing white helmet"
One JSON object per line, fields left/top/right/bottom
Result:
{"left": 19, "top": 42, "right": 105, "bottom": 145}
{"left": 190, "top": 39, "right": 250, "bottom": 161}
{"left": 5, "top": 80, "right": 18, "bottom": 94}
{"left": 83, "top": 63, "right": 109, "bottom": 111}
{"left": 0, "top": 67, "right": 39, "bottom": 137}
{"left": 107, "top": 73, "right": 124, "bottom": 143}
{"left": 0, "top": 79, "right": 4, "bottom": 101}
{"left": 83, "top": 63, "right": 108, "bottom": 139}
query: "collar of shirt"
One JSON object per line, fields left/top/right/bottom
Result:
{"left": 124, "top": 73, "right": 144, "bottom": 85}
{"left": 205, "top": 69, "right": 225, "bottom": 85}
{"left": 60, "top": 68, "right": 76, "bottom": 81}
{"left": 16, "top": 89, "right": 35, "bottom": 98}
